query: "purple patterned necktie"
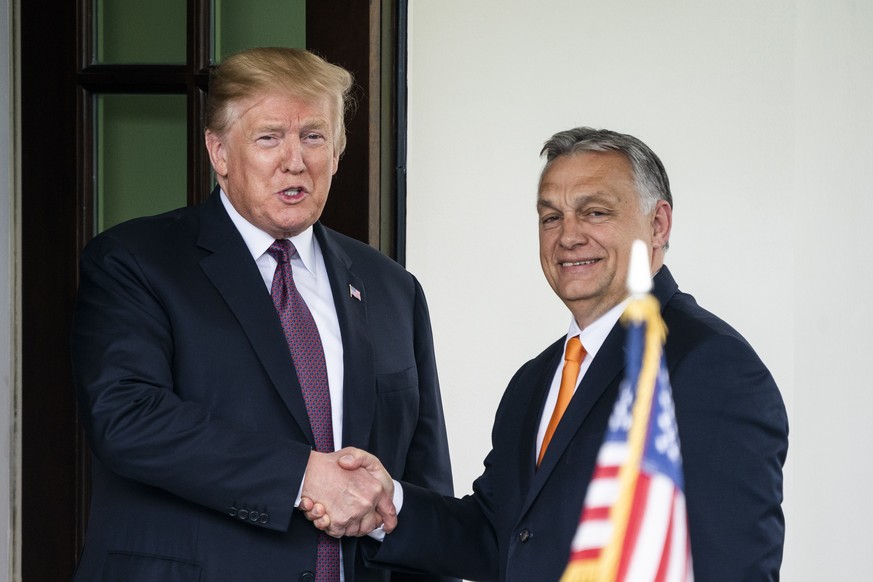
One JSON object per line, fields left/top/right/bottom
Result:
{"left": 267, "top": 239, "right": 339, "bottom": 582}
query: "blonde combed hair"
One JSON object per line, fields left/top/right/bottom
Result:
{"left": 206, "top": 47, "right": 354, "bottom": 154}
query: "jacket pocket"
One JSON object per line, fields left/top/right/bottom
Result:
{"left": 375, "top": 366, "right": 417, "bottom": 394}
{"left": 102, "top": 551, "right": 202, "bottom": 582}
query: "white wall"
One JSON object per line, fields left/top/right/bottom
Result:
{"left": 406, "top": 1, "right": 873, "bottom": 580}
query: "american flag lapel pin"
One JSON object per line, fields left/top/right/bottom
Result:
{"left": 349, "top": 284, "right": 362, "bottom": 301}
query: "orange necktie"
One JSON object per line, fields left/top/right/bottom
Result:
{"left": 538, "top": 336, "right": 586, "bottom": 466}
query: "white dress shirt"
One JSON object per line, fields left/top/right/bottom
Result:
{"left": 534, "top": 297, "right": 631, "bottom": 462}
{"left": 220, "top": 191, "right": 345, "bottom": 450}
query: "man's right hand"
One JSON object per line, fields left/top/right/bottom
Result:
{"left": 300, "top": 447, "right": 396, "bottom": 538}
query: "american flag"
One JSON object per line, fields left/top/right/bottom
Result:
{"left": 561, "top": 294, "right": 693, "bottom": 582}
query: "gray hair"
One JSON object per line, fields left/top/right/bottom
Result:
{"left": 539, "top": 127, "right": 672, "bottom": 214}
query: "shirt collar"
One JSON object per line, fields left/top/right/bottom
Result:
{"left": 567, "top": 296, "right": 632, "bottom": 358}
{"left": 219, "top": 189, "right": 318, "bottom": 276}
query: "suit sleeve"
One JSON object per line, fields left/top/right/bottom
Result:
{"left": 72, "top": 234, "right": 309, "bottom": 532}
{"left": 366, "top": 480, "right": 499, "bottom": 582}
{"left": 366, "top": 323, "right": 521, "bottom": 582}
{"left": 365, "top": 438, "right": 501, "bottom": 581}
{"left": 671, "top": 333, "right": 788, "bottom": 581}
{"left": 384, "top": 277, "right": 462, "bottom": 582}
{"left": 396, "top": 277, "right": 455, "bottom": 494}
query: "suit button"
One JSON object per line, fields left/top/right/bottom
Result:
{"left": 238, "top": 509, "right": 249, "bottom": 520}
{"left": 227, "top": 506, "right": 238, "bottom": 517}
{"left": 249, "top": 511, "right": 260, "bottom": 522}
{"left": 300, "top": 572, "right": 315, "bottom": 582}
{"left": 259, "top": 513, "right": 270, "bottom": 524}
{"left": 518, "top": 529, "right": 532, "bottom": 543}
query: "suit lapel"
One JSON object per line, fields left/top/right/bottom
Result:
{"left": 518, "top": 265, "right": 679, "bottom": 517}
{"left": 522, "top": 322, "right": 627, "bottom": 516}
{"left": 314, "top": 224, "right": 376, "bottom": 449}
{"left": 196, "top": 192, "right": 315, "bottom": 444}
{"left": 515, "top": 341, "right": 562, "bottom": 496}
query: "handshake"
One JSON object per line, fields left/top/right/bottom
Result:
{"left": 299, "top": 447, "right": 395, "bottom": 538}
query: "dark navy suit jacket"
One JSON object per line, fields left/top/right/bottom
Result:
{"left": 369, "top": 266, "right": 788, "bottom": 582}
{"left": 72, "top": 190, "right": 456, "bottom": 582}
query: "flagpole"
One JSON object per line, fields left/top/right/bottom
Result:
{"left": 598, "top": 241, "right": 665, "bottom": 581}
{"left": 561, "top": 240, "right": 666, "bottom": 582}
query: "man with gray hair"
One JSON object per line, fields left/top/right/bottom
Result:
{"left": 306, "top": 127, "right": 788, "bottom": 581}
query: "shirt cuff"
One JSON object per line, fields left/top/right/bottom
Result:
{"left": 367, "top": 480, "right": 403, "bottom": 542}
{"left": 293, "top": 471, "right": 305, "bottom": 508}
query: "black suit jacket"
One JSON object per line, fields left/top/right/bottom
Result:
{"left": 71, "top": 191, "right": 456, "bottom": 582}
{"left": 369, "top": 266, "right": 788, "bottom": 582}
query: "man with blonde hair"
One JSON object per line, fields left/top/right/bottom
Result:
{"left": 72, "top": 47, "right": 456, "bottom": 582}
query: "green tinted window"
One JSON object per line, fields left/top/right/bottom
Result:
{"left": 95, "top": 0, "right": 186, "bottom": 64}
{"left": 95, "top": 95, "right": 187, "bottom": 232}
{"left": 213, "top": 0, "right": 305, "bottom": 59}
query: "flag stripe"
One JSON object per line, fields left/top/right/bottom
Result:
{"left": 653, "top": 491, "right": 676, "bottom": 582}
{"left": 592, "top": 465, "right": 621, "bottom": 479}
{"left": 582, "top": 506, "right": 611, "bottom": 521}
{"left": 665, "top": 495, "right": 693, "bottom": 582}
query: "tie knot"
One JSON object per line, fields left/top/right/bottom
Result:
{"left": 565, "top": 336, "right": 584, "bottom": 364}
{"left": 267, "top": 239, "right": 297, "bottom": 264}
